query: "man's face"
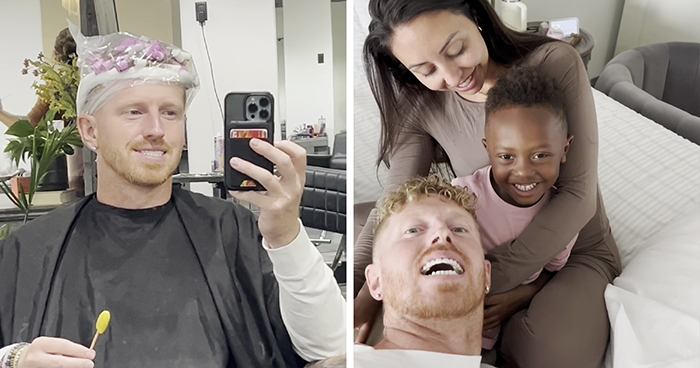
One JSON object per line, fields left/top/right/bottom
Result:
{"left": 484, "top": 106, "right": 572, "bottom": 207}
{"left": 367, "top": 195, "right": 490, "bottom": 320}
{"left": 90, "top": 83, "right": 186, "bottom": 187}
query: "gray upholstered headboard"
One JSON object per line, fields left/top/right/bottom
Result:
{"left": 595, "top": 42, "right": 700, "bottom": 145}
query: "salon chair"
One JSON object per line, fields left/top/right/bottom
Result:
{"left": 306, "top": 133, "right": 346, "bottom": 170}
{"left": 301, "top": 133, "right": 347, "bottom": 282}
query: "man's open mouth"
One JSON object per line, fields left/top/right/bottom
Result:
{"left": 420, "top": 258, "right": 465, "bottom": 276}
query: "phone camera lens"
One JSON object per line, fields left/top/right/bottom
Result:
{"left": 259, "top": 110, "right": 270, "bottom": 119}
{"left": 259, "top": 98, "right": 269, "bottom": 107}
{"left": 247, "top": 104, "right": 258, "bottom": 113}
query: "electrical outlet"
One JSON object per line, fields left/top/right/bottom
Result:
{"left": 195, "top": 2, "right": 208, "bottom": 24}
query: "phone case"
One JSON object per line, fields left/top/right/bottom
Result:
{"left": 224, "top": 92, "right": 275, "bottom": 191}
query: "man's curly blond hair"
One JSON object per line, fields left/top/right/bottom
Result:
{"left": 374, "top": 175, "right": 478, "bottom": 241}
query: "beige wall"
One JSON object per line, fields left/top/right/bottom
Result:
{"left": 114, "top": 0, "right": 175, "bottom": 45}
{"left": 511, "top": 0, "right": 626, "bottom": 78}
{"left": 615, "top": 0, "right": 700, "bottom": 55}
{"left": 40, "top": 0, "right": 80, "bottom": 60}
{"left": 40, "top": 0, "right": 179, "bottom": 58}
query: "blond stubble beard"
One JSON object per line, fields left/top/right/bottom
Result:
{"left": 382, "top": 268, "right": 486, "bottom": 321}
{"left": 100, "top": 141, "right": 182, "bottom": 187}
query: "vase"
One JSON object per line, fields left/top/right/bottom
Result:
{"left": 10, "top": 176, "right": 31, "bottom": 198}
{"left": 36, "top": 155, "right": 69, "bottom": 192}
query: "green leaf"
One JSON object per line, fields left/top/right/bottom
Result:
{"left": 4, "top": 140, "right": 19, "bottom": 153}
{"left": 0, "top": 223, "right": 12, "bottom": 240}
{"left": 18, "top": 183, "right": 29, "bottom": 211}
{"left": 62, "top": 145, "right": 74, "bottom": 155}
{"left": 65, "top": 135, "right": 84, "bottom": 147}
{"left": 5, "top": 120, "right": 34, "bottom": 138}
{"left": 0, "top": 181, "right": 22, "bottom": 209}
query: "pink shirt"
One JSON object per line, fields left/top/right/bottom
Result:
{"left": 452, "top": 166, "right": 577, "bottom": 284}
{"left": 453, "top": 166, "right": 578, "bottom": 350}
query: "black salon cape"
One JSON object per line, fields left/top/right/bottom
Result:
{"left": 0, "top": 187, "right": 307, "bottom": 368}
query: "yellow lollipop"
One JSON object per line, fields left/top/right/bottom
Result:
{"left": 89, "top": 310, "right": 111, "bottom": 350}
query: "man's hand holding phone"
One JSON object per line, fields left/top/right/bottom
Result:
{"left": 229, "top": 139, "right": 306, "bottom": 249}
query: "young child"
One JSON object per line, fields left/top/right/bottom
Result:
{"left": 452, "top": 67, "right": 576, "bottom": 350}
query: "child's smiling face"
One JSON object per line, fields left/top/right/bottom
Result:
{"left": 483, "top": 105, "right": 573, "bottom": 207}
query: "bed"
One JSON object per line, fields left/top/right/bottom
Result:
{"left": 352, "top": 2, "right": 700, "bottom": 366}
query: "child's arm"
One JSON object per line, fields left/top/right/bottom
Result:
{"left": 521, "top": 234, "right": 577, "bottom": 283}
{"left": 544, "top": 234, "right": 578, "bottom": 272}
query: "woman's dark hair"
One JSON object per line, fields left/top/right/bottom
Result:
{"left": 54, "top": 28, "right": 77, "bottom": 64}
{"left": 364, "top": 0, "right": 558, "bottom": 168}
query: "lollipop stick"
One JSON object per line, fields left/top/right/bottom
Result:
{"left": 89, "top": 331, "right": 99, "bottom": 350}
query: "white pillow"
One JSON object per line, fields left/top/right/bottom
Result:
{"left": 604, "top": 210, "right": 700, "bottom": 368}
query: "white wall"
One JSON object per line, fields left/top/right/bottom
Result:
{"left": 332, "top": 1, "right": 347, "bottom": 133}
{"left": 0, "top": 0, "right": 44, "bottom": 171}
{"left": 276, "top": 7, "right": 287, "bottom": 135}
{"left": 511, "top": 0, "right": 626, "bottom": 78}
{"left": 179, "top": 0, "right": 279, "bottom": 194}
{"left": 0, "top": 0, "right": 43, "bottom": 207}
{"left": 283, "top": 0, "right": 335, "bottom": 145}
{"left": 615, "top": 0, "right": 700, "bottom": 55}
{"left": 0, "top": 0, "right": 43, "bottom": 118}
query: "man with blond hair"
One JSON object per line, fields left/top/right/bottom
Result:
{"left": 0, "top": 26, "right": 344, "bottom": 368}
{"left": 354, "top": 175, "right": 494, "bottom": 368}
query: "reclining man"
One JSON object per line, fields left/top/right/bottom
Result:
{"left": 354, "top": 175, "right": 494, "bottom": 368}
{"left": 0, "top": 27, "right": 345, "bottom": 368}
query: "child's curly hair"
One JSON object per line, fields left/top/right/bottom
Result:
{"left": 485, "top": 66, "right": 567, "bottom": 134}
{"left": 374, "top": 174, "right": 478, "bottom": 241}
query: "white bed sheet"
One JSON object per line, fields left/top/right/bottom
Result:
{"left": 594, "top": 89, "right": 700, "bottom": 268}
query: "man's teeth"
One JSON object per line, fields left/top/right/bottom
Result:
{"left": 458, "top": 75, "right": 473, "bottom": 88}
{"left": 430, "top": 270, "right": 459, "bottom": 276}
{"left": 140, "top": 150, "right": 164, "bottom": 157}
{"left": 421, "top": 258, "right": 464, "bottom": 276}
{"left": 515, "top": 183, "right": 537, "bottom": 191}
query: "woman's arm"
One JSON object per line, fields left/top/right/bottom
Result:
{"left": 0, "top": 99, "right": 49, "bottom": 128}
{"left": 0, "top": 110, "right": 22, "bottom": 128}
{"left": 353, "top": 128, "right": 436, "bottom": 296}
{"left": 26, "top": 101, "right": 49, "bottom": 127}
{"left": 487, "top": 43, "right": 599, "bottom": 294}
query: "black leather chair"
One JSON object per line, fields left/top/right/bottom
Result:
{"left": 301, "top": 133, "right": 347, "bottom": 277}
{"left": 306, "top": 133, "right": 347, "bottom": 170}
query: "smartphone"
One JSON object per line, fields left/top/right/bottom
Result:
{"left": 224, "top": 92, "right": 275, "bottom": 191}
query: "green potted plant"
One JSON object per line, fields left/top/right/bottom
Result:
{"left": 21, "top": 51, "right": 81, "bottom": 192}
{"left": 0, "top": 109, "right": 82, "bottom": 225}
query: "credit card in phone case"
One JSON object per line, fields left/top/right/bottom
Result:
{"left": 240, "top": 180, "right": 257, "bottom": 188}
{"left": 230, "top": 129, "right": 268, "bottom": 139}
